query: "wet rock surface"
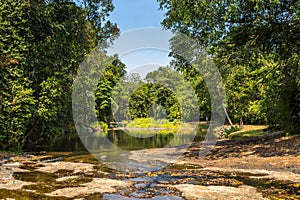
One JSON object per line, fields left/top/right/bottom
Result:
{"left": 0, "top": 133, "right": 299, "bottom": 199}
{"left": 45, "top": 178, "right": 132, "bottom": 198}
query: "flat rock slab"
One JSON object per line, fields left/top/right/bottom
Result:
{"left": 0, "top": 162, "right": 28, "bottom": 174}
{"left": 172, "top": 184, "right": 267, "bottom": 200}
{"left": 45, "top": 178, "right": 132, "bottom": 198}
{"left": 129, "top": 147, "right": 189, "bottom": 164}
{"left": 36, "top": 161, "right": 95, "bottom": 174}
{"left": 0, "top": 162, "right": 32, "bottom": 190}
{"left": 103, "top": 194, "right": 184, "bottom": 200}
{"left": 0, "top": 179, "right": 34, "bottom": 190}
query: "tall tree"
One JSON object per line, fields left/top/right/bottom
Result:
{"left": 95, "top": 59, "right": 126, "bottom": 123}
{"left": 158, "top": 0, "right": 300, "bottom": 132}
{"left": 0, "top": 0, "right": 119, "bottom": 150}
{"left": 0, "top": 0, "right": 36, "bottom": 150}
{"left": 146, "top": 66, "right": 200, "bottom": 121}
{"left": 111, "top": 73, "right": 144, "bottom": 122}
{"left": 129, "top": 82, "right": 181, "bottom": 121}
{"left": 25, "top": 0, "right": 119, "bottom": 145}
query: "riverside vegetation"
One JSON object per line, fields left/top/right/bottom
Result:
{"left": 1, "top": 0, "right": 299, "bottom": 150}
{"left": 1, "top": 1, "right": 300, "bottom": 199}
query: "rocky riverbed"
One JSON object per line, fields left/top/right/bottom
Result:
{"left": 0, "top": 132, "right": 299, "bottom": 199}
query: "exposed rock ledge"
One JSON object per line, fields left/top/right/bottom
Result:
{"left": 45, "top": 178, "right": 132, "bottom": 198}
{"left": 36, "top": 161, "right": 95, "bottom": 174}
{"left": 171, "top": 184, "right": 267, "bottom": 200}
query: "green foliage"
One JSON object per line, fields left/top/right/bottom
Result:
{"left": 127, "top": 118, "right": 155, "bottom": 127}
{"left": 285, "top": 132, "right": 290, "bottom": 137}
{"left": 0, "top": 0, "right": 35, "bottom": 150}
{"left": 224, "top": 126, "right": 240, "bottom": 138}
{"left": 146, "top": 66, "right": 200, "bottom": 121}
{"left": 129, "top": 83, "right": 181, "bottom": 121}
{"left": 112, "top": 67, "right": 195, "bottom": 123}
{"left": 26, "top": 0, "right": 119, "bottom": 143}
{"left": 228, "top": 129, "right": 264, "bottom": 140}
{"left": 173, "top": 119, "right": 181, "bottom": 125}
{"left": 95, "top": 59, "right": 126, "bottom": 123}
{"left": 98, "top": 121, "right": 108, "bottom": 133}
{"left": 114, "top": 66, "right": 204, "bottom": 123}
{"left": 126, "top": 117, "right": 179, "bottom": 130}
{"left": 111, "top": 73, "right": 144, "bottom": 122}
{"left": 222, "top": 54, "right": 276, "bottom": 124}
{"left": 0, "top": 0, "right": 119, "bottom": 150}
{"left": 158, "top": 0, "right": 300, "bottom": 132}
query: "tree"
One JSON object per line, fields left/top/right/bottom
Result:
{"left": 146, "top": 66, "right": 199, "bottom": 121}
{"left": 0, "top": 0, "right": 119, "bottom": 150}
{"left": 111, "top": 73, "right": 144, "bottom": 121}
{"left": 24, "top": 0, "right": 119, "bottom": 145}
{"left": 129, "top": 83, "right": 181, "bottom": 121}
{"left": 95, "top": 59, "right": 126, "bottom": 123}
{"left": 158, "top": 0, "right": 300, "bottom": 132}
{"left": 0, "top": 0, "right": 36, "bottom": 150}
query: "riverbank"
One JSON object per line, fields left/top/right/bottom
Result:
{"left": 183, "top": 131, "right": 300, "bottom": 173}
{"left": 0, "top": 131, "right": 299, "bottom": 199}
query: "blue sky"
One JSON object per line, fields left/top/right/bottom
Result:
{"left": 107, "top": 0, "right": 172, "bottom": 78}
{"left": 109, "top": 0, "right": 165, "bottom": 31}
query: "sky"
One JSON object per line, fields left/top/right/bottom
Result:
{"left": 107, "top": 0, "right": 172, "bottom": 77}
{"left": 109, "top": 0, "right": 165, "bottom": 31}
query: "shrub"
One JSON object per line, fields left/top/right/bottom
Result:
{"left": 224, "top": 126, "right": 240, "bottom": 138}
{"left": 99, "top": 121, "right": 108, "bottom": 133}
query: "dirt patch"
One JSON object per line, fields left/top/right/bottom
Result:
{"left": 200, "top": 167, "right": 300, "bottom": 183}
{"left": 183, "top": 132, "right": 300, "bottom": 173}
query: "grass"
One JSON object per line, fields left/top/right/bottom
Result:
{"left": 227, "top": 125, "right": 268, "bottom": 140}
{"left": 126, "top": 118, "right": 180, "bottom": 130}
{"left": 121, "top": 118, "right": 200, "bottom": 134}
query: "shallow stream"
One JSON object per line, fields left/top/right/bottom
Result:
{"left": 0, "top": 130, "right": 299, "bottom": 199}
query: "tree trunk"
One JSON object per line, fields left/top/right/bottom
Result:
{"left": 222, "top": 102, "right": 234, "bottom": 127}
{"left": 239, "top": 117, "right": 244, "bottom": 130}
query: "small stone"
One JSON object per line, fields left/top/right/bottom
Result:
{"left": 130, "top": 192, "right": 146, "bottom": 198}
{"left": 56, "top": 176, "right": 79, "bottom": 182}
{"left": 134, "top": 183, "right": 147, "bottom": 188}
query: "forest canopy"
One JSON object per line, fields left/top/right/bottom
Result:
{"left": 157, "top": 0, "right": 300, "bottom": 132}
{"left": 0, "top": 0, "right": 120, "bottom": 150}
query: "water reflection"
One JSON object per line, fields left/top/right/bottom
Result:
{"left": 107, "top": 130, "right": 175, "bottom": 151}
{"left": 21, "top": 129, "right": 207, "bottom": 172}
{"left": 46, "top": 129, "right": 205, "bottom": 153}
